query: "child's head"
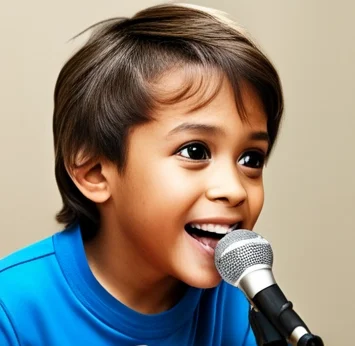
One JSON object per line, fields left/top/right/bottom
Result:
{"left": 53, "top": 3, "right": 283, "bottom": 287}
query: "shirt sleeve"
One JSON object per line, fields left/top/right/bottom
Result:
{"left": 0, "top": 301, "right": 20, "bottom": 346}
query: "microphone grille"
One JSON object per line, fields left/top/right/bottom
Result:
{"left": 214, "top": 230, "right": 273, "bottom": 285}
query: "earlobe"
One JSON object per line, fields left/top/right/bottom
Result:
{"left": 68, "top": 160, "right": 111, "bottom": 204}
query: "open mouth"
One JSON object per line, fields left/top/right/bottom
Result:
{"left": 184, "top": 222, "right": 241, "bottom": 253}
{"left": 185, "top": 224, "right": 226, "bottom": 240}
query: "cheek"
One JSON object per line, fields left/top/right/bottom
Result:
{"left": 124, "top": 160, "right": 202, "bottom": 218}
{"left": 248, "top": 184, "right": 265, "bottom": 222}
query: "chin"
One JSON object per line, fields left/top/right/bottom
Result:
{"left": 180, "top": 269, "right": 223, "bottom": 289}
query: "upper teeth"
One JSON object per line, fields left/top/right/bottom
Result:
{"left": 189, "top": 223, "right": 238, "bottom": 234}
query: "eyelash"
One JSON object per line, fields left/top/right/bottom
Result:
{"left": 176, "top": 142, "right": 266, "bottom": 169}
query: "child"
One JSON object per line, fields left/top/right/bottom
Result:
{"left": 0, "top": 3, "right": 283, "bottom": 345}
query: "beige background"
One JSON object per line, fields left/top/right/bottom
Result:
{"left": 1, "top": 1, "right": 354, "bottom": 345}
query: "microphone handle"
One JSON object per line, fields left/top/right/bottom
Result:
{"left": 249, "top": 307, "right": 288, "bottom": 345}
{"left": 251, "top": 284, "right": 324, "bottom": 346}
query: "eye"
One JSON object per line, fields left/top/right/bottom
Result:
{"left": 238, "top": 151, "right": 265, "bottom": 169}
{"left": 177, "top": 142, "right": 211, "bottom": 161}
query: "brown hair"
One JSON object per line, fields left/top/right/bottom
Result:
{"left": 53, "top": 3, "right": 284, "bottom": 235}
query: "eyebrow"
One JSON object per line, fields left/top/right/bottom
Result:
{"left": 167, "top": 122, "right": 269, "bottom": 143}
{"left": 249, "top": 131, "right": 270, "bottom": 143}
{"left": 167, "top": 123, "right": 225, "bottom": 137}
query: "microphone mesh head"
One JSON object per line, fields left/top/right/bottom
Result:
{"left": 214, "top": 230, "right": 273, "bottom": 285}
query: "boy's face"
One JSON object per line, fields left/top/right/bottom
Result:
{"left": 104, "top": 71, "right": 268, "bottom": 289}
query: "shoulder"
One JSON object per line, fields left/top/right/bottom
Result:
{"left": 0, "top": 235, "right": 65, "bottom": 345}
{"left": 0, "top": 236, "right": 55, "bottom": 273}
{"left": 0, "top": 236, "right": 57, "bottom": 302}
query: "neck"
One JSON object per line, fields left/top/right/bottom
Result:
{"left": 84, "top": 222, "right": 187, "bottom": 314}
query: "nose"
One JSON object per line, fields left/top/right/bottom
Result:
{"left": 205, "top": 164, "right": 247, "bottom": 208}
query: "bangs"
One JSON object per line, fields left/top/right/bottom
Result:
{"left": 147, "top": 63, "right": 248, "bottom": 118}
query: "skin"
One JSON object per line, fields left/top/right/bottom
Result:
{"left": 70, "top": 70, "right": 269, "bottom": 314}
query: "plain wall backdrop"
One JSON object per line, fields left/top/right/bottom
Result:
{"left": 1, "top": 1, "right": 354, "bottom": 345}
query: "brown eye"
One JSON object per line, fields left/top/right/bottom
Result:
{"left": 238, "top": 151, "right": 265, "bottom": 168}
{"left": 178, "top": 143, "right": 210, "bottom": 160}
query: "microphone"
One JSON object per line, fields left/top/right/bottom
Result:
{"left": 214, "top": 230, "right": 324, "bottom": 346}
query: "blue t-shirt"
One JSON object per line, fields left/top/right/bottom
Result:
{"left": 0, "top": 224, "right": 256, "bottom": 345}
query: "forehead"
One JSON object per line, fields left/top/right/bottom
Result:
{"left": 150, "top": 66, "right": 267, "bottom": 128}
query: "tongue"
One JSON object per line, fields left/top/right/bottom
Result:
{"left": 192, "top": 234, "right": 220, "bottom": 250}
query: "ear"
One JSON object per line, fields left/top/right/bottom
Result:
{"left": 67, "top": 159, "right": 112, "bottom": 204}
